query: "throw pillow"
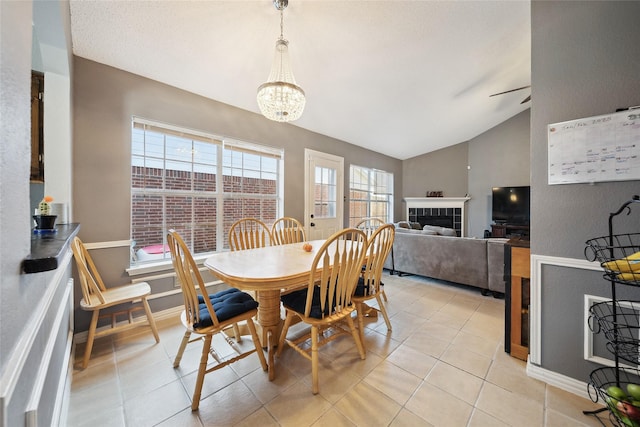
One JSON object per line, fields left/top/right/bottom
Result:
{"left": 439, "top": 227, "right": 458, "bottom": 237}
{"left": 421, "top": 229, "right": 438, "bottom": 235}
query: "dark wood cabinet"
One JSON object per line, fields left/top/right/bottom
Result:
{"left": 504, "top": 237, "right": 530, "bottom": 361}
{"left": 31, "top": 71, "right": 44, "bottom": 182}
{"left": 492, "top": 223, "right": 529, "bottom": 238}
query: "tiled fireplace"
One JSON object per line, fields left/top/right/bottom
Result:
{"left": 404, "top": 197, "right": 470, "bottom": 237}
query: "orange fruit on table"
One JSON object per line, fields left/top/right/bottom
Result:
{"left": 302, "top": 243, "right": 313, "bottom": 252}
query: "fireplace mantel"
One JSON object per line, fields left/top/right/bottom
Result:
{"left": 404, "top": 197, "right": 471, "bottom": 236}
{"left": 403, "top": 197, "right": 470, "bottom": 209}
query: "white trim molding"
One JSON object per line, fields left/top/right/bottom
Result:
{"left": 530, "top": 254, "right": 603, "bottom": 366}
{"left": 403, "top": 197, "right": 470, "bottom": 236}
{"left": 82, "top": 240, "right": 132, "bottom": 250}
{"left": 527, "top": 363, "right": 593, "bottom": 401}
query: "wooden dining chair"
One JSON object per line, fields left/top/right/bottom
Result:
{"left": 352, "top": 223, "right": 395, "bottom": 349}
{"left": 271, "top": 216, "right": 306, "bottom": 245}
{"left": 355, "top": 217, "right": 389, "bottom": 301}
{"left": 228, "top": 218, "right": 272, "bottom": 251}
{"left": 355, "top": 217, "right": 384, "bottom": 237}
{"left": 71, "top": 237, "right": 160, "bottom": 369}
{"left": 167, "top": 230, "right": 267, "bottom": 411}
{"left": 276, "top": 228, "right": 368, "bottom": 394}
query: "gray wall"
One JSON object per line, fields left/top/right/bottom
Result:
{"left": 468, "top": 109, "right": 531, "bottom": 238}
{"left": 403, "top": 142, "right": 469, "bottom": 201}
{"left": 402, "top": 109, "right": 531, "bottom": 238}
{"left": 1, "top": 0, "right": 33, "bottom": 372}
{"left": 72, "top": 57, "right": 403, "bottom": 331}
{"left": 531, "top": 1, "right": 640, "bottom": 381}
{"left": 1, "top": 1, "right": 74, "bottom": 425}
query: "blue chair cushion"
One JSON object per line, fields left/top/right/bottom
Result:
{"left": 194, "top": 288, "right": 258, "bottom": 328}
{"left": 281, "top": 286, "right": 333, "bottom": 319}
{"left": 353, "top": 277, "right": 384, "bottom": 297}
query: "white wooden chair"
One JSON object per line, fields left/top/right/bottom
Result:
{"left": 228, "top": 218, "right": 272, "bottom": 250}
{"left": 355, "top": 217, "right": 389, "bottom": 301}
{"left": 271, "top": 216, "right": 306, "bottom": 245}
{"left": 71, "top": 237, "right": 160, "bottom": 369}
{"left": 167, "top": 230, "right": 268, "bottom": 411}
{"left": 352, "top": 224, "right": 395, "bottom": 349}
{"left": 276, "top": 228, "right": 368, "bottom": 394}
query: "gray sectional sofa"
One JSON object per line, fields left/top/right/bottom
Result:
{"left": 384, "top": 222, "right": 508, "bottom": 295}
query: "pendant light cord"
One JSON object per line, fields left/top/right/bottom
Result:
{"left": 279, "top": 6, "right": 284, "bottom": 40}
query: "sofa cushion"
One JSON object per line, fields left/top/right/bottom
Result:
{"left": 396, "top": 221, "right": 411, "bottom": 229}
{"left": 421, "top": 229, "right": 438, "bottom": 235}
{"left": 410, "top": 222, "right": 422, "bottom": 230}
{"left": 438, "top": 227, "right": 458, "bottom": 237}
{"left": 423, "top": 225, "right": 458, "bottom": 236}
{"left": 487, "top": 238, "right": 509, "bottom": 293}
{"left": 388, "top": 232, "right": 489, "bottom": 289}
{"left": 398, "top": 228, "right": 425, "bottom": 235}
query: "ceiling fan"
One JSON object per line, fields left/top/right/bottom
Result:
{"left": 489, "top": 85, "right": 531, "bottom": 104}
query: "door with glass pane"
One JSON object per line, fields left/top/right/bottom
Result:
{"left": 304, "top": 149, "right": 343, "bottom": 240}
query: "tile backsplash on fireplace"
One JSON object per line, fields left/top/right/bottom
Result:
{"left": 404, "top": 197, "right": 469, "bottom": 237}
{"left": 409, "top": 207, "right": 462, "bottom": 236}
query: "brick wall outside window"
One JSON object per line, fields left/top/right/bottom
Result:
{"left": 132, "top": 166, "right": 277, "bottom": 257}
{"left": 131, "top": 121, "right": 283, "bottom": 263}
{"left": 348, "top": 165, "right": 393, "bottom": 227}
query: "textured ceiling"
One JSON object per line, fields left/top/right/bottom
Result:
{"left": 69, "top": 0, "right": 531, "bottom": 160}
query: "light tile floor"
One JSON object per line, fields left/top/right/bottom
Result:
{"left": 68, "top": 274, "right": 611, "bottom": 427}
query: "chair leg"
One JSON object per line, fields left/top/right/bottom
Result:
{"left": 246, "top": 318, "right": 268, "bottom": 372}
{"left": 191, "top": 334, "right": 212, "bottom": 411}
{"left": 142, "top": 297, "right": 160, "bottom": 343}
{"left": 355, "top": 302, "right": 366, "bottom": 351}
{"left": 82, "top": 310, "right": 100, "bottom": 369}
{"left": 346, "top": 314, "right": 366, "bottom": 361}
{"left": 311, "top": 325, "right": 319, "bottom": 394}
{"left": 232, "top": 322, "right": 242, "bottom": 342}
{"left": 173, "top": 331, "right": 191, "bottom": 368}
{"left": 376, "top": 294, "right": 392, "bottom": 332}
{"left": 276, "top": 310, "right": 294, "bottom": 357}
{"left": 380, "top": 286, "right": 388, "bottom": 302}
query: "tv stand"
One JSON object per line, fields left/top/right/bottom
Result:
{"left": 491, "top": 223, "right": 530, "bottom": 238}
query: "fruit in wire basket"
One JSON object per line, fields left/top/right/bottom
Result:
{"left": 628, "top": 384, "right": 640, "bottom": 401}
{"left": 616, "top": 401, "right": 640, "bottom": 426}
{"left": 603, "top": 251, "right": 640, "bottom": 273}
{"left": 609, "top": 386, "right": 629, "bottom": 402}
{"left": 606, "top": 396, "right": 621, "bottom": 413}
{"left": 618, "top": 272, "right": 640, "bottom": 282}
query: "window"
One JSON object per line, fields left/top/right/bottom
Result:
{"left": 314, "top": 166, "right": 337, "bottom": 218}
{"left": 131, "top": 118, "right": 283, "bottom": 264}
{"left": 349, "top": 165, "right": 393, "bottom": 226}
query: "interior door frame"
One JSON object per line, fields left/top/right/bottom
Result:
{"left": 304, "top": 149, "right": 344, "bottom": 239}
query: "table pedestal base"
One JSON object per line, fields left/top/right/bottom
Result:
{"left": 255, "top": 290, "right": 283, "bottom": 380}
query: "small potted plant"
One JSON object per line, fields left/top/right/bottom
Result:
{"left": 33, "top": 196, "right": 57, "bottom": 230}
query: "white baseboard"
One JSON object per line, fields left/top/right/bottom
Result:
{"left": 527, "top": 361, "right": 596, "bottom": 403}
{"left": 72, "top": 305, "right": 183, "bottom": 344}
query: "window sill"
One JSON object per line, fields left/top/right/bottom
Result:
{"left": 127, "top": 252, "right": 214, "bottom": 277}
{"left": 22, "top": 223, "right": 81, "bottom": 274}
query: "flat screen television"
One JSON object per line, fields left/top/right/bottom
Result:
{"left": 492, "top": 186, "right": 530, "bottom": 225}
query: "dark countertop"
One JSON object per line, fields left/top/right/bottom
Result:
{"left": 22, "top": 223, "right": 81, "bottom": 274}
{"left": 506, "top": 236, "right": 530, "bottom": 248}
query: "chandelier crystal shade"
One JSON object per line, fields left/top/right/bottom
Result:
{"left": 257, "top": 0, "right": 305, "bottom": 122}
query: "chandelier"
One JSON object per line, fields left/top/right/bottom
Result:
{"left": 257, "top": 0, "right": 306, "bottom": 122}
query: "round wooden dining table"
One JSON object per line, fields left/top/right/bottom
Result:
{"left": 204, "top": 239, "right": 327, "bottom": 380}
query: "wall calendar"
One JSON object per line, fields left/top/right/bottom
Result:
{"left": 548, "top": 108, "right": 640, "bottom": 185}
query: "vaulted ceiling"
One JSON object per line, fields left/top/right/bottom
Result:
{"left": 68, "top": 0, "right": 531, "bottom": 160}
